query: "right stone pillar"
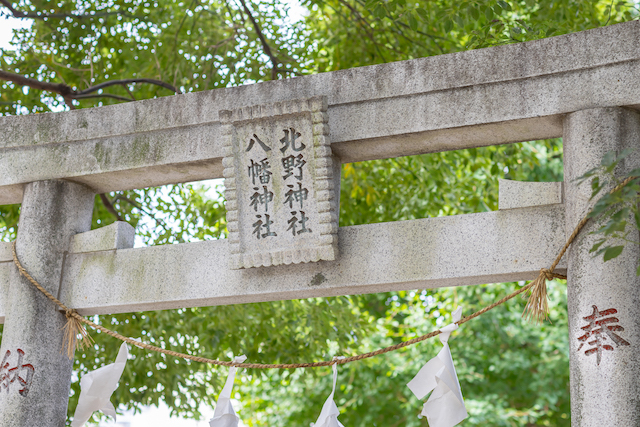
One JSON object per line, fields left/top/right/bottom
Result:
{"left": 563, "top": 107, "right": 640, "bottom": 425}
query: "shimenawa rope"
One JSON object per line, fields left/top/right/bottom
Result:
{"left": 10, "top": 176, "right": 634, "bottom": 368}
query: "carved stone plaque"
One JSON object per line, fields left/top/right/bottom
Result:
{"left": 220, "top": 96, "right": 338, "bottom": 269}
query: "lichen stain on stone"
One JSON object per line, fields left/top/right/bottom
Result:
{"left": 310, "top": 273, "right": 327, "bottom": 287}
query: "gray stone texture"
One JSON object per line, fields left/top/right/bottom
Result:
{"left": 0, "top": 204, "right": 567, "bottom": 318}
{"left": 0, "top": 180, "right": 95, "bottom": 427}
{"left": 0, "top": 242, "right": 11, "bottom": 262}
{"left": 69, "top": 221, "right": 135, "bottom": 253}
{"left": 1, "top": 21, "right": 640, "bottom": 205}
{"left": 563, "top": 107, "right": 640, "bottom": 426}
{"left": 498, "top": 179, "right": 563, "bottom": 210}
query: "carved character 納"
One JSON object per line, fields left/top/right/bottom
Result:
{"left": 0, "top": 349, "right": 35, "bottom": 397}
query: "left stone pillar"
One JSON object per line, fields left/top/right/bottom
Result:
{"left": 0, "top": 180, "right": 95, "bottom": 427}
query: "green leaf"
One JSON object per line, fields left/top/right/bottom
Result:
{"left": 485, "top": 6, "right": 494, "bottom": 19}
{"left": 603, "top": 245, "right": 624, "bottom": 262}
{"left": 590, "top": 176, "right": 603, "bottom": 199}
{"left": 600, "top": 150, "right": 617, "bottom": 168}
{"left": 416, "top": 7, "right": 428, "bottom": 19}
{"left": 444, "top": 19, "right": 453, "bottom": 33}
{"left": 469, "top": 6, "right": 480, "bottom": 21}
{"left": 408, "top": 13, "right": 418, "bottom": 31}
{"left": 365, "top": 0, "right": 379, "bottom": 9}
{"left": 373, "top": 4, "right": 386, "bottom": 19}
{"left": 636, "top": 263, "right": 640, "bottom": 276}
{"left": 589, "top": 239, "right": 606, "bottom": 253}
{"left": 497, "top": 1, "right": 512, "bottom": 11}
{"left": 545, "top": 27, "right": 557, "bottom": 37}
{"left": 617, "top": 147, "right": 635, "bottom": 162}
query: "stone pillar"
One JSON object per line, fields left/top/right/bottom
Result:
{"left": 563, "top": 107, "right": 640, "bottom": 425}
{"left": 0, "top": 181, "right": 94, "bottom": 426}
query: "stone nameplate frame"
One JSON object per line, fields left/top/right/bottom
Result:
{"left": 220, "top": 96, "right": 339, "bottom": 269}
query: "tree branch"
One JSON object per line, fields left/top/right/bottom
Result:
{"left": 73, "top": 93, "right": 135, "bottom": 102}
{"left": 0, "top": 70, "right": 73, "bottom": 95}
{"left": 0, "top": 70, "right": 176, "bottom": 104}
{"left": 237, "top": 0, "right": 281, "bottom": 80}
{"left": 0, "top": 0, "right": 139, "bottom": 21}
{"left": 334, "top": 0, "right": 389, "bottom": 62}
{"left": 99, "top": 194, "right": 124, "bottom": 221}
{"left": 76, "top": 78, "right": 179, "bottom": 95}
{"left": 112, "top": 194, "right": 171, "bottom": 233}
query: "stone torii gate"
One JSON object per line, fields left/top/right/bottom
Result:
{"left": 1, "top": 20, "right": 640, "bottom": 426}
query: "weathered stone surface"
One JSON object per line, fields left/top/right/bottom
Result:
{"left": 1, "top": 21, "right": 640, "bottom": 205}
{"left": 0, "top": 205, "right": 567, "bottom": 317}
{"left": 0, "top": 180, "right": 95, "bottom": 427}
{"left": 0, "top": 243, "right": 12, "bottom": 323}
{"left": 221, "top": 97, "right": 338, "bottom": 268}
{"left": 0, "top": 241, "right": 11, "bottom": 261}
{"left": 0, "top": 266, "right": 8, "bottom": 324}
{"left": 69, "top": 221, "right": 135, "bottom": 253}
{"left": 563, "top": 107, "right": 640, "bottom": 426}
{"left": 498, "top": 179, "right": 563, "bottom": 210}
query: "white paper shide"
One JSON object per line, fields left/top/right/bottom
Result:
{"left": 71, "top": 342, "right": 130, "bottom": 427}
{"left": 311, "top": 358, "right": 345, "bottom": 427}
{"left": 209, "top": 355, "right": 247, "bottom": 427}
{"left": 407, "top": 307, "right": 468, "bottom": 427}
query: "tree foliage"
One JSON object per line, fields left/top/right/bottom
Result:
{"left": 1, "top": 0, "right": 638, "bottom": 425}
{"left": 575, "top": 149, "right": 640, "bottom": 272}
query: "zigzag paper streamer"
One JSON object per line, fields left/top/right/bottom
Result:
{"left": 407, "top": 307, "right": 468, "bottom": 427}
{"left": 312, "top": 357, "right": 345, "bottom": 427}
{"left": 209, "top": 355, "right": 247, "bottom": 427}
{"left": 71, "top": 342, "right": 129, "bottom": 427}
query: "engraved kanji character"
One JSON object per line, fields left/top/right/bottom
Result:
{"left": 246, "top": 134, "right": 271, "bottom": 152}
{"left": 279, "top": 128, "right": 305, "bottom": 153}
{"left": 248, "top": 158, "right": 272, "bottom": 185}
{"left": 287, "top": 211, "right": 312, "bottom": 236}
{"left": 1, "top": 349, "right": 35, "bottom": 397}
{"left": 0, "top": 350, "right": 10, "bottom": 392}
{"left": 282, "top": 154, "right": 306, "bottom": 181}
{"left": 577, "top": 305, "right": 630, "bottom": 365}
{"left": 252, "top": 214, "right": 277, "bottom": 239}
{"left": 249, "top": 186, "right": 274, "bottom": 212}
{"left": 283, "top": 182, "right": 309, "bottom": 209}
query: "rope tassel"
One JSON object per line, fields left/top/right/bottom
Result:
{"left": 522, "top": 269, "right": 566, "bottom": 324}
{"left": 62, "top": 310, "right": 95, "bottom": 359}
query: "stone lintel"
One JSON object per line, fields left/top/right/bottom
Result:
{"left": 0, "top": 204, "right": 566, "bottom": 320}
{"left": 69, "top": 221, "right": 135, "bottom": 254}
{"left": 498, "top": 179, "right": 563, "bottom": 210}
{"left": 1, "top": 21, "right": 640, "bottom": 205}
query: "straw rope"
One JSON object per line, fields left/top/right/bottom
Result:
{"left": 522, "top": 175, "right": 635, "bottom": 323}
{"left": 10, "top": 176, "right": 635, "bottom": 368}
